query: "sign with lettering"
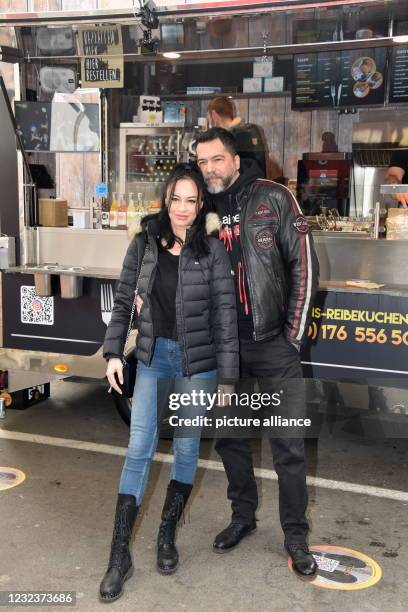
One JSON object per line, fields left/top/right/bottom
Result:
{"left": 390, "top": 46, "right": 408, "bottom": 104}
{"left": 292, "top": 47, "right": 387, "bottom": 110}
{"left": 78, "top": 25, "right": 124, "bottom": 88}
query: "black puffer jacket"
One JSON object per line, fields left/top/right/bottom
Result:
{"left": 103, "top": 214, "right": 239, "bottom": 383}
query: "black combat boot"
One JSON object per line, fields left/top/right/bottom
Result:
{"left": 99, "top": 494, "right": 139, "bottom": 602}
{"left": 157, "top": 480, "right": 192, "bottom": 574}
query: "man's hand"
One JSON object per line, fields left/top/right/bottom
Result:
{"left": 218, "top": 384, "right": 235, "bottom": 407}
{"left": 396, "top": 194, "right": 408, "bottom": 208}
{"left": 106, "top": 358, "right": 124, "bottom": 395}
{"left": 385, "top": 167, "right": 408, "bottom": 207}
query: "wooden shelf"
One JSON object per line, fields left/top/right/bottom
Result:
{"left": 159, "top": 91, "right": 290, "bottom": 101}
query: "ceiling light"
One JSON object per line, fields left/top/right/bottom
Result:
{"left": 393, "top": 35, "right": 408, "bottom": 44}
{"left": 163, "top": 52, "right": 181, "bottom": 59}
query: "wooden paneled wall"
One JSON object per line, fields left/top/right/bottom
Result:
{"left": 197, "top": 11, "right": 357, "bottom": 180}
{"left": 0, "top": 0, "right": 371, "bottom": 200}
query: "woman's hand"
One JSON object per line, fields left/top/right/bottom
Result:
{"left": 106, "top": 358, "right": 124, "bottom": 395}
{"left": 136, "top": 294, "right": 143, "bottom": 315}
{"left": 218, "top": 383, "right": 235, "bottom": 407}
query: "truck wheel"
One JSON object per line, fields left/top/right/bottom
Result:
{"left": 112, "top": 393, "right": 131, "bottom": 427}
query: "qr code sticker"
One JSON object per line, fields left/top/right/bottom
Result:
{"left": 20, "top": 286, "right": 54, "bottom": 326}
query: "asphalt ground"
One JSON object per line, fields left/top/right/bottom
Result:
{"left": 0, "top": 380, "right": 407, "bottom": 612}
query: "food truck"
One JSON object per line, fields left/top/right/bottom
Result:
{"left": 1, "top": 0, "right": 408, "bottom": 427}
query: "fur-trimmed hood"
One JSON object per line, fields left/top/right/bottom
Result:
{"left": 128, "top": 211, "right": 222, "bottom": 240}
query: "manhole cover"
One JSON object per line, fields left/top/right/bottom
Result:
{"left": 288, "top": 545, "right": 382, "bottom": 590}
{"left": 0, "top": 467, "right": 26, "bottom": 491}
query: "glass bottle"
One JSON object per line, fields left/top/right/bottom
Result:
{"left": 117, "top": 193, "right": 127, "bottom": 229}
{"left": 127, "top": 192, "right": 138, "bottom": 221}
{"left": 109, "top": 192, "right": 119, "bottom": 229}
{"left": 137, "top": 192, "right": 144, "bottom": 213}
{"left": 101, "top": 197, "right": 110, "bottom": 229}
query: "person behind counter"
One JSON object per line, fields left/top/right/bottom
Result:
{"left": 207, "top": 96, "right": 267, "bottom": 177}
{"left": 385, "top": 150, "right": 408, "bottom": 208}
{"left": 100, "top": 164, "right": 239, "bottom": 602}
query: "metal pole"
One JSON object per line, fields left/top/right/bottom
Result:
{"left": 0, "top": 75, "right": 38, "bottom": 227}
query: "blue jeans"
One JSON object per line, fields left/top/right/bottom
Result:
{"left": 119, "top": 337, "right": 217, "bottom": 505}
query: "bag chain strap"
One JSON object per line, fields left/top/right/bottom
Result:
{"left": 122, "top": 244, "right": 149, "bottom": 365}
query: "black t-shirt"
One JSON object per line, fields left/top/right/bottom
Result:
{"left": 210, "top": 158, "right": 263, "bottom": 340}
{"left": 390, "top": 150, "right": 408, "bottom": 180}
{"left": 150, "top": 246, "right": 179, "bottom": 340}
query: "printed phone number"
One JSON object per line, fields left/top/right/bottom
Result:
{"left": 308, "top": 323, "right": 408, "bottom": 345}
{"left": 0, "top": 591, "right": 76, "bottom": 606}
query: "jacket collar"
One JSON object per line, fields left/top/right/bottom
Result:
{"left": 130, "top": 212, "right": 221, "bottom": 240}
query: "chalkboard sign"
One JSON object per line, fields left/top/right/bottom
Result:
{"left": 390, "top": 46, "right": 408, "bottom": 104}
{"left": 78, "top": 25, "right": 124, "bottom": 89}
{"left": 292, "top": 47, "right": 387, "bottom": 110}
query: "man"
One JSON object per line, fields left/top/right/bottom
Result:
{"left": 207, "top": 96, "right": 267, "bottom": 177}
{"left": 385, "top": 150, "right": 408, "bottom": 208}
{"left": 195, "top": 128, "right": 319, "bottom": 577}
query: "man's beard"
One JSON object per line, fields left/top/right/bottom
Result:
{"left": 204, "top": 171, "right": 236, "bottom": 194}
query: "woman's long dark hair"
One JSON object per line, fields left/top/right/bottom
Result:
{"left": 155, "top": 163, "right": 212, "bottom": 257}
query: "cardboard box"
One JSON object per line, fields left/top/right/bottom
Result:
{"left": 39, "top": 198, "right": 68, "bottom": 227}
{"left": 253, "top": 61, "right": 273, "bottom": 78}
{"left": 243, "top": 78, "right": 263, "bottom": 93}
{"left": 386, "top": 208, "right": 408, "bottom": 240}
{"left": 70, "top": 210, "right": 91, "bottom": 229}
{"left": 264, "top": 76, "right": 285, "bottom": 92}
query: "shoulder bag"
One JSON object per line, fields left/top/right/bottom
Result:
{"left": 112, "top": 243, "right": 148, "bottom": 398}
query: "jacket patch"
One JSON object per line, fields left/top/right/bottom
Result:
{"left": 254, "top": 228, "right": 275, "bottom": 251}
{"left": 293, "top": 215, "right": 309, "bottom": 234}
{"left": 249, "top": 203, "right": 277, "bottom": 221}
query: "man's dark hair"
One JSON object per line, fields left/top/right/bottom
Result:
{"left": 195, "top": 127, "right": 238, "bottom": 157}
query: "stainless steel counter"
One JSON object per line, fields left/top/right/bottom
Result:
{"left": 319, "top": 280, "right": 408, "bottom": 297}
{"left": 6, "top": 265, "right": 120, "bottom": 280}
{"left": 6, "top": 231, "right": 408, "bottom": 292}
{"left": 313, "top": 235, "right": 408, "bottom": 286}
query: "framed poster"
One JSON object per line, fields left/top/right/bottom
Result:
{"left": 15, "top": 102, "right": 100, "bottom": 152}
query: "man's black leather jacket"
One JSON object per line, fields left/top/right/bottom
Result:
{"left": 214, "top": 173, "right": 320, "bottom": 346}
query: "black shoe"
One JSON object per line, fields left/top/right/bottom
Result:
{"left": 99, "top": 494, "right": 139, "bottom": 602}
{"left": 157, "top": 480, "right": 192, "bottom": 575}
{"left": 286, "top": 543, "right": 317, "bottom": 577}
{"left": 213, "top": 521, "right": 256, "bottom": 553}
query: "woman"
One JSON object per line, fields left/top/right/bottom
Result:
{"left": 100, "top": 164, "right": 239, "bottom": 602}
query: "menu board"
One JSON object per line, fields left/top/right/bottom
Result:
{"left": 77, "top": 25, "right": 124, "bottom": 89}
{"left": 292, "top": 47, "right": 387, "bottom": 110}
{"left": 390, "top": 46, "right": 408, "bottom": 103}
{"left": 292, "top": 53, "right": 338, "bottom": 108}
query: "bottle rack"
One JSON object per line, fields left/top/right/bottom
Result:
{"left": 119, "top": 124, "right": 186, "bottom": 198}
